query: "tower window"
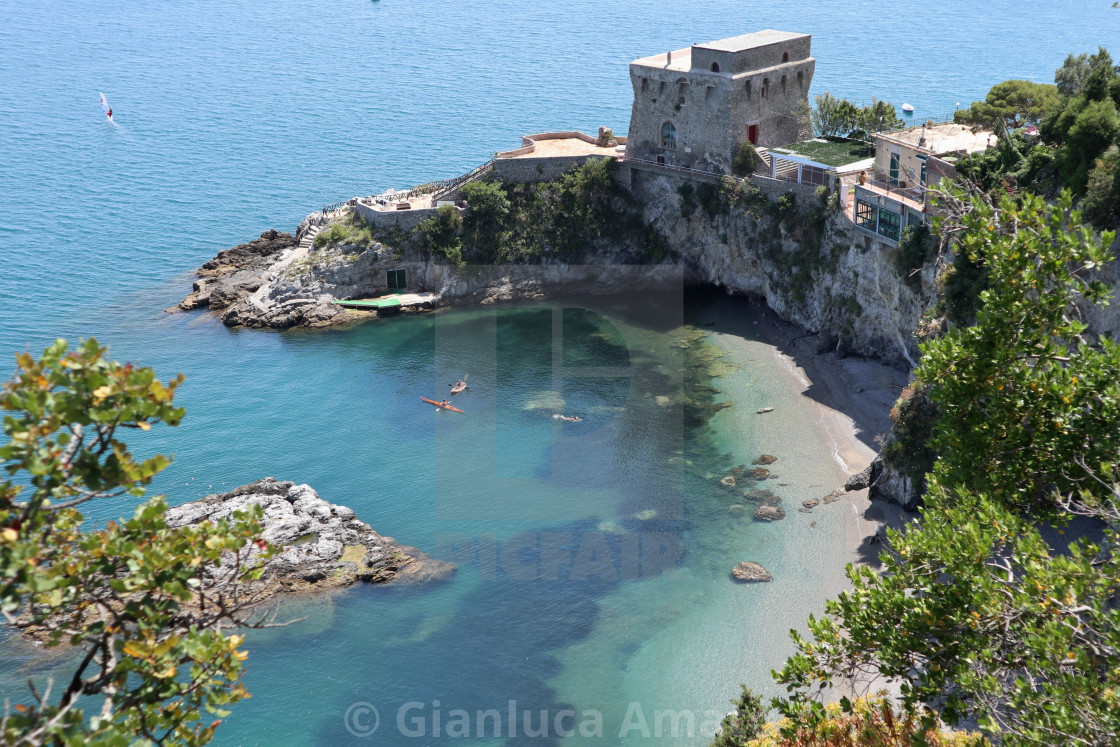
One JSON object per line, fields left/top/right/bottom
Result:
{"left": 661, "top": 120, "right": 677, "bottom": 150}
{"left": 745, "top": 80, "right": 752, "bottom": 98}
{"left": 798, "top": 71, "right": 804, "bottom": 87}
{"left": 761, "top": 78, "right": 769, "bottom": 98}
{"left": 782, "top": 51, "right": 790, "bottom": 62}
{"left": 781, "top": 75, "right": 787, "bottom": 92}
{"left": 710, "top": 62, "right": 720, "bottom": 73}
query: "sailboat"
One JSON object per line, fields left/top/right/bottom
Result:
{"left": 99, "top": 92, "right": 113, "bottom": 122}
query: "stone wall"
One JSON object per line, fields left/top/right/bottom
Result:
{"left": 627, "top": 47, "right": 813, "bottom": 172}
{"left": 493, "top": 155, "right": 606, "bottom": 183}
{"left": 353, "top": 202, "right": 452, "bottom": 231}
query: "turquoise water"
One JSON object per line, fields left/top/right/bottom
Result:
{"left": 2, "top": 1, "right": 1119, "bottom": 744}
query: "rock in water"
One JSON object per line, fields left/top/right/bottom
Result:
{"left": 731, "top": 561, "right": 773, "bottom": 582}
{"left": 163, "top": 478, "right": 455, "bottom": 597}
{"left": 753, "top": 505, "right": 786, "bottom": 521}
{"left": 749, "top": 467, "right": 771, "bottom": 480}
{"left": 752, "top": 454, "right": 778, "bottom": 465}
{"left": 720, "top": 475, "right": 737, "bottom": 487}
{"left": 756, "top": 406, "right": 774, "bottom": 414}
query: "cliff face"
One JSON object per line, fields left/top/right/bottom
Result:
{"left": 629, "top": 172, "right": 933, "bottom": 369}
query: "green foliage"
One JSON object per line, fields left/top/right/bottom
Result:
{"left": 416, "top": 204, "right": 465, "bottom": 265}
{"left": 1055, "top": 47, "right": 1117, "bottom": 98}
{"left": 773, "top": 190, "right": 1120, "bottom": 746}
{"left": 718, "top": 176, "right": 768, "bottom": 212}
{"left": 894, "top": 224, "right": 936, "bottom": 289}
{"left": 880, "top": 383, "right": 937, "bottom": 484}
{"left": 711, "top": 685, "right": 766, "bottom": 747}
{"left": 677, "top": 182, "right": 696, "bottom": 217}
{"left": 1060, "top": 97, "right": 1120, "bottom": 193}
{"left": 743, "top": 694, "right": 986, "bottom": 747}
{"left": 953, "top": 79, "right": 1058, "bottom": 131}
{"left": 313, "top": 210, "right": 374, "bottom": 250}
{"left": 427, "top": 159, "right": 669, "bottom": 264}
{"left": 811, "top": 93, "right": 902, "bottom": 138}
{"left": 733, "top": 141, "right": 761, "bottom": 177}
{"left": 1082, "top": 145, "right": 1120, "bottom": 227}
{"left": 0, "top": 339, "right": 272, "bottom": 746}
{"left": 938, "top": 244, "right": 989, "bottom": 327}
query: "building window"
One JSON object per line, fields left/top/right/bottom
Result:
{"left": 889, "top": 151, "right": 901, "bottom": 185}
{"left": 745, "top": 80, "right": 752, "bottom": 98}
{"left": 855, "top": 199, "right": 878, "bottom": 230}
{"left": 918, "top": 155, "right": 929, "bottom": 185}
{"left": 781, "top": 75, "right": 787, "bottom": 92}
{"left": 877, "top": 208, "right": 902, "bottom": 242}
{"left": 906, "top": 210, "right": 925, "bottom": 228}
{"left": 782, "top": 51, "right": 790, "bottom": 62}
{"left": 761, "top": 78, "right": 769, "bottom": 97}
{"left": 710, "top": 62, "right": 720, "bottom": 73}
{"left": 797, "top": 70, "right": 804, "bottom": 87}
{"left": 661, "top": 120, "right": 677, "bottom": 150}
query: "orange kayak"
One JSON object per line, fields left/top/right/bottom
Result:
{"left": 421, "top": 397, "right": 464, "bottom": 413}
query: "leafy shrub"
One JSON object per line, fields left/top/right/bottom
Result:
{"left": 416, "top": 204, "right": 465, "bottom": 265}
{"left": 895, "top": 224, "right": 937, "bottom": 289}
{"left": 712, "top": 686, "right": 765, "bottom": 747}
{"left": 881, "top": 383, "right": 937, "bottom": 484}
{"left": 733, "top": 141, "right": 761, "bottom": 176}
{"left": 313, "top": 211, "right": 374, "bottom": 249}
{"left": 740, "top": 694, "right": 986, "bottom": 747}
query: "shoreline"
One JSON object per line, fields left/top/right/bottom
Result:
{"left": 706, "top": 297, "right": 914, "bottom": 573}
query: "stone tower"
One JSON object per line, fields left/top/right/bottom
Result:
{"left": 626, "top": 30, "right": 814, "bottom": 172}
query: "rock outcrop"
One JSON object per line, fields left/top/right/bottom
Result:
{"left": 164, "top": 478, "right": 455, "bottom": 596}
{"left": 731, "top": 561, "right": 773, "bottom": 582}
{"left": 179, "top": 230, "right": 297, "bottom": 311}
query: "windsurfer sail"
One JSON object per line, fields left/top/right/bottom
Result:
{"left": 99, "top": 93, "right": 112, "bottom": 120}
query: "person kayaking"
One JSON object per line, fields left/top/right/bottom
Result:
{"left": 449, "top": 376, "right": 468, "bottom": 394}
{"left": 106, "top": 107, "right": 112, "bottom": 119}
{"left": 439, "top": 399, "right": 451, "bottom": 408}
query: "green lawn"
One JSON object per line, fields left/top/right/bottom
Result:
{"left": 775, "top": 138, "right": 875, "bottom": 167}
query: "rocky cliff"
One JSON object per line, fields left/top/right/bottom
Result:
{"left": 179, "top": 173, "right": 937, "bottom": 372}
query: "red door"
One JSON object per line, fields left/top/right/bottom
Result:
{"left": 748, "top": 124, "right": 759, "bottom": 145}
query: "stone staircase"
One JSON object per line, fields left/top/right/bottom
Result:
{"left": 299, "top": 224, "right": 323, "bottom": 254}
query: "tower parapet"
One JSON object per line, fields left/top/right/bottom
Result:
{"left": 627, "top": 30, "right": 814, "bottom": 172}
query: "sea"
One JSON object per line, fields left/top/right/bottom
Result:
{"left": 1, "top": 1, "right": 1116, "bottom": 744}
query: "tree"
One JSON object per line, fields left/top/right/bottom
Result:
{"left": 954, "top": 80, "right": 1059, "bottom": 132}
{"left": 1060, "top": 97, "right": 1120, "bottom": 193}
{"left": 1055, "top": 47, "right": 1116, "bottom": 98}
{"left": 711, "top": 685, "right": 766, "bottom": 747}
{"left": 732, "top": 141, "right": 761, "bottom": 176}
{"left": 1082, "top": 145, "right": 1120, "bottom": 227}
{"left": 773, "top": 190, "right": 1120, "bottom": 745}
{"left": 1, "top": 339, "right": 275, "bottom": 746}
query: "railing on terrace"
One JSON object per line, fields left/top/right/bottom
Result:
{"left": 428, "top": 161, "right": 494, "bottom": 201}
{"left": 322, "top": 200, "right": 349, "bottom": 214}
{"left": 859, "top": 178, "right": 925, "bottom": 206}
{"left": 622, "top": 156, "right": 734, "bottom": 182}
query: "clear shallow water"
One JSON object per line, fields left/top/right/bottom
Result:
{"left": 2, "top": 1, "right": 1119, "bottom": 744}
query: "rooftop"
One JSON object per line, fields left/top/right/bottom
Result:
{"left": 631, "top": 47, "right": 692, "bottom": 72}
{"left": 873, "top": 123, "right": 995, "bottom": 156}
{"left": 695, "top": 30, "right": 808, "bottom": 53}
{"left": 771, "top": 138, "right": 876, "bottom": 168}
{"left": 500, "top": 136, "right": 622, "bottom": 160}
